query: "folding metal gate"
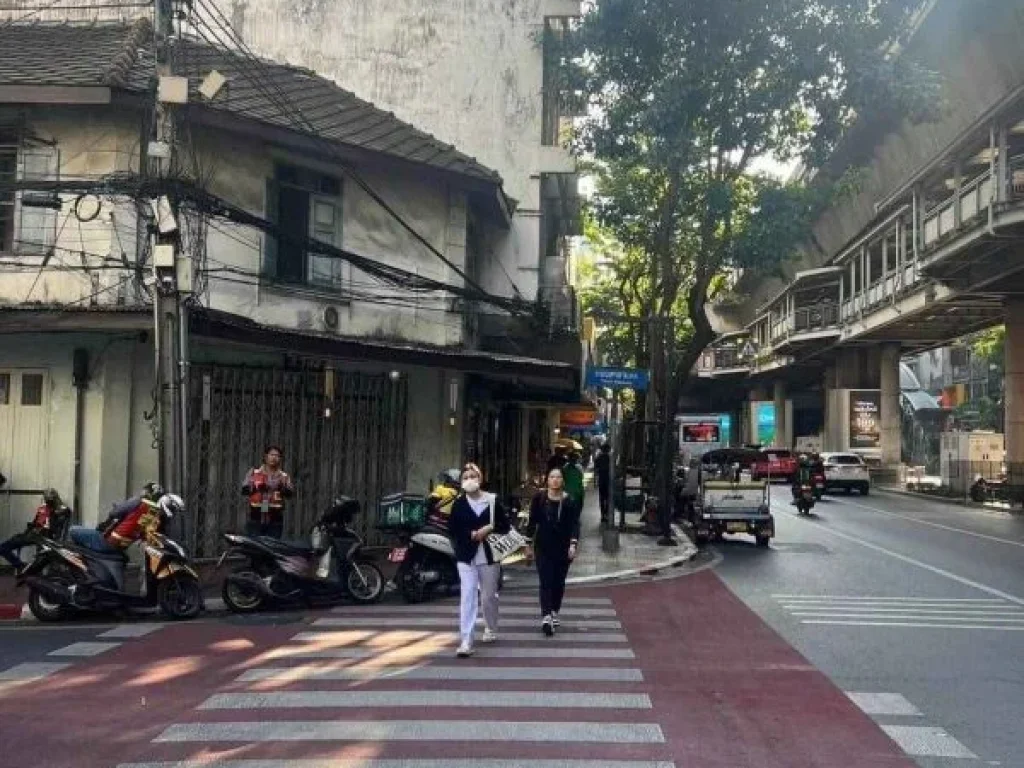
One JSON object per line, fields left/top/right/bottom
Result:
{"left": 184, "top": 365, "right": 408, "bottom": 557}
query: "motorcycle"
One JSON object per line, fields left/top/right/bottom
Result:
{"left": 795, "top": 484, "right": 816, "bottom": 516}
{"left": 18, "top": 522, "right": 202, "bottom": 622}
{"left": 219, "top": 496, "right": 385, "bottom": 613}
{"left": 812, "top": 472, "right": 826, "bottom": 501}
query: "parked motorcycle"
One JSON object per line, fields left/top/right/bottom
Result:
{"left": 18, "top": 498, "right": 202, "bottom": 622}
{"left": 795, "top": 484, "right": 816, "bottom": 516}
{"left": 220, "top": 496, "right": 384, "bottom": 612}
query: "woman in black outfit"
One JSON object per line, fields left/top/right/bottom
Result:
{"left": 526, "top": 467, "right": 581, "bottom": 636}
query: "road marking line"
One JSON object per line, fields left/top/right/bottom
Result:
{"left": 801, "top": 620, "right": 1024, "bottom": 631}
{"left": 778, "top": 598, "right": 1003, "bottom": 606}
{"left": 292, "top": 630, "right": 631, "bottom": 644}
{"left": 199, "top": 690, "right": 653, "bottom": 710}
{"left": 843, "top": 496, "right": 1024, "bottom": 549}
{"left": 237, "top": 665, "right": 644, "bottom": 683}
{"left": 154, "top": 720, "right": 665, "bottom": 744}
{"left": 845, "top": 692, "right": 923, "bottom": 716}
{"left": 0, "top": 661, "right": 72, "bottom": 680}
{"left": 880, "top": 725, "right": 977, "bottom": 758}
{"left": 311, "top": 617, "right": 623, "bottom": 630}
{"left": 330, "top": 605, "right": 619, "bottom": 617}
{"left": 774, "top": 512, "right": 1024, "bottom": 606}
{"left": 783, "top": 605, "right": 1022, "bottom": 613}
{"left": 118, "top": 761, "right": 676, "bottom": 768}
{"left": 266, "top": 646, "right": 635, "bottom": 660}
{"left": 790, "top": 611, "right": 1024, "bottom": 620}
{"left": 495, "top": 596, "right": 614, "bottom": 606}
{"left": 99, "top": 623, "right": 165, "bottom": 638}
{"left": 48, "top": 641, "right": 122, "bottom": 657}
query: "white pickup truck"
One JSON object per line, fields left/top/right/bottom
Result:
{"left": 694, "top": 477, "right": 774, "bottom": 548}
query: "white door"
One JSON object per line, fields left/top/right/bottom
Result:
{"left": 0, "top": 369, "right": 50, "bottom": 537}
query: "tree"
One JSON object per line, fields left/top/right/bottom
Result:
{"left": 568, "top": 0, "right": 939, "bottom": 539}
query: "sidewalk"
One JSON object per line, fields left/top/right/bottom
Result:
{"left": 878, "top": 483, "right": 1022, "bottom": 517}
{"left": 1, "top": 486, "right": 699, "bottom": 619}
{"left": 503, "top": 482, "right": 698, "bottom": 589}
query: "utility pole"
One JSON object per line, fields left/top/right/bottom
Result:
{"left": 149, "top": 0, "right": 190, "bottom": 494}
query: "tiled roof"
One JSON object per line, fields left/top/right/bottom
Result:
{"left": 0, "top": 19, "right": 502, "bottom": 186}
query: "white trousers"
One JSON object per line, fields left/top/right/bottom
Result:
{"left": 457, "top": 561, "right": 500, "bottom": 645}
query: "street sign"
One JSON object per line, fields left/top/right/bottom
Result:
{"left": 585, "top": 367, "right": 650, "bottom": 391}
{"left": 740, "top": 340, "right": 757, "bottom": 358}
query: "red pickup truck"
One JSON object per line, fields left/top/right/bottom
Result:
{"left": 751, "top": 449, "right": 797, "bottom": 482}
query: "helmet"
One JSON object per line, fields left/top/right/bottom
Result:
{"left": 322, "top": 495, "right": 360, "bottom": 526}
{"left": 42, "top": 488, "right": 62, "bottom": 507}
{"left": 143, "top": 481, "right": 165, "bottom": 501}
{"left": 799, "top": 454, "right": 809, "bottom": 466}
{"left": 158, "top": 493, "right": 184, "bottom": 519}
{"left": 438, "top": 469, "right": 461, "bottom": 488}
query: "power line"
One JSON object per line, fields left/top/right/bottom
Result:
{"left": 185, "top": 0, "right": 505, "bottom": 303}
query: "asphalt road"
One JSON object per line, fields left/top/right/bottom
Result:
{"left": 715, "top": 487, "right": 1024, "bottom": 768}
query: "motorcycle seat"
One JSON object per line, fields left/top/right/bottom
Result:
{"left": 258, "top": 537, "right": 314, "bottom": 557}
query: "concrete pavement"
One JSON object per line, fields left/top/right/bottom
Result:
{"left": 715, "top": 488, "right": 1024, "bottom": 767}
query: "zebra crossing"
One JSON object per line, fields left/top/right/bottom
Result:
{"left": 774, "top": 593, "right": 1024, "bottom": 631}
{"left": 116, "top": 594, "right": 676, "bottom": 768}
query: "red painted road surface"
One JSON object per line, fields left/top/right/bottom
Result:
{"left": 0, "top": 571, "right": 917, "bottom": 768}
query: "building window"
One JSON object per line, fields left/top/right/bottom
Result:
{"left": 0, "top": 373, "right": 9, "bottom": 405}
{"left": 21, "top": 373, "right": 43, "bottom": 406}
{"left": 264, "top": 164, "right": 346, "bottom": 291}
{"left": 0, "top": 140, "right": 15, "bottom": 252}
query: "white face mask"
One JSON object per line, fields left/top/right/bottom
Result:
{"left": 462, "top": 479, "right": 480, "bottom": 494}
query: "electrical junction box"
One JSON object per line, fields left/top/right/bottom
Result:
{"left": 158, "top": 75, "right": 189, "bottom": 105}
{"left": 152, "top": 244, "right": 175, "bottom": 269}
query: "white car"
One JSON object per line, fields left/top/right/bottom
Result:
{"left": 822, "top": 452, "right": 871, "bottom": 495}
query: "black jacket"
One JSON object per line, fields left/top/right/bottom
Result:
{"left": 527, "top": 491, "right": 581, "bottom": 558}
{"left": 448, "top": 493, "right": 512, "bottom": 565}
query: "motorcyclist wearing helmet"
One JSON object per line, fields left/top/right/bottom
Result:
{"left": 0, "top": 488, "right": 72, "bottom": 571}
{"left": 69, "top": 482, "right": 167, "bottom": 555}
{"left": 791, "top": 454, "right": 814, "bottom": 503}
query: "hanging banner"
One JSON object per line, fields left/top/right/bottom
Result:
{"left": 849, "top": 390, "right": 881, "bottom": 449}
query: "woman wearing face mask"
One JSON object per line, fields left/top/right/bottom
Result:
{"left": 526, "top": 467, "right": 581, "bottom": 636}
{"left": 447, "top": 463, "right": 512, "bottom": 657}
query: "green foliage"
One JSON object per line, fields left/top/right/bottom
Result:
{"left": 972, "top": 326, "right": 1005, "bottom": 371}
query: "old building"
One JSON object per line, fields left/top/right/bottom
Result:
{"left": 0, "top": 19, "right": 576, "bottom": 552}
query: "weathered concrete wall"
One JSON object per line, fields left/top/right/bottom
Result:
{"left": 233, "top": 0, "right": 553, "bottom": 301}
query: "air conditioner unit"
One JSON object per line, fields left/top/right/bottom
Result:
{"left": 322, "top": 305, "right": 341, "bottom": 332}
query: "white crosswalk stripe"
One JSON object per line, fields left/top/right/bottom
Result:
{"left": 845, "top": 691, "right": 977, "bottom": 760}
{"left": 776, "top": 593, "right": 1024, "bottom": 630}
{"left": 120, "top": 596, "right": 676, "bottom": 768}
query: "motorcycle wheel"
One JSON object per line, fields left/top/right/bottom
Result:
{"left": 346, "top": 561, "right": 385, "bottom": 604}
{"left": 222, "top": 569, "right": 266, "bottom": 613}
{"left": 399, "top": 551, "right": 431, "bottom": 604}
{"left": 27, "top": 564, "right": 75, "bottom": 623}
{"left": 157, "top": 574, "right": 202, "bottom": 620}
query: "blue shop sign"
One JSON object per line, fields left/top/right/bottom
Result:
{"left": 585, "top": 367, "right": 650, "bottom": 391}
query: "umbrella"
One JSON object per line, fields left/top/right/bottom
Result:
{"left": 554, "top": 437, "right": 584, "bottom": 452}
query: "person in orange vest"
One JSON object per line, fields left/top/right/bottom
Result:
{"left": 241, "top": 445, "right": 294, "bottom": 539}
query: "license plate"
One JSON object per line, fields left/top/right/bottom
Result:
{"left": 388, "top": 547, "right": 408, "bottom": 563}
{"left": 726, "top": 522, "right": 747, "bottom": 533}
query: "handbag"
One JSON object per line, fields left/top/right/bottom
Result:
{"left": 484, "top": 500, "right": 528, "bottom": 563}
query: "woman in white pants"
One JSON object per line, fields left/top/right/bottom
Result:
{"left": 447, "top": 463, "right": 512, "bottom": 657}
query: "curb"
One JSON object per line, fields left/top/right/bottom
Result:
{"left": 876, "top": 486, "right": 1021, "bottom": 517}
{"left": 9, "top": 596, "right": 228, "bottom": 623}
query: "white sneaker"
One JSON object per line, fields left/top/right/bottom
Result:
{"left": 542, "top": 614, "right": 555, "bottom": 637}
{"left": 481, "top": 628, "right": 498, "bottom": 644}
{"left": 456, "top": 642, "right": 474, "bottom": 658}
{"left": 551, "top": 612, "right": 560, "bottom": 627}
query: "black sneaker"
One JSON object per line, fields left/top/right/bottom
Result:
{"left": 542, "top": 614, "right": 555, "bottom": 637}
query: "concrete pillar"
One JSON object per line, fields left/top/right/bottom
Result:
{"left": 1005, "top": 300, "right": 1024, "bottom": 474}
{"left": 773, "top": 380, "right": 788, "bottom": 448}
{"left": 823, "top": 365, "right": 837, "bottom": 451}
{"left": 880, "top": 343, "right": 902, "bottom": 476}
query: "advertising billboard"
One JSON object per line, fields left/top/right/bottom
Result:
{"left": 681, "top": 422, "right": 721, "bottom": 444}
{"left": 849, "top": 390, "right": 881, "bottom": 449}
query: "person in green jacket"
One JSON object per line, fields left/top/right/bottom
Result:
{"left": 563, "top": 452, "right": 585, "bottom": 508}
